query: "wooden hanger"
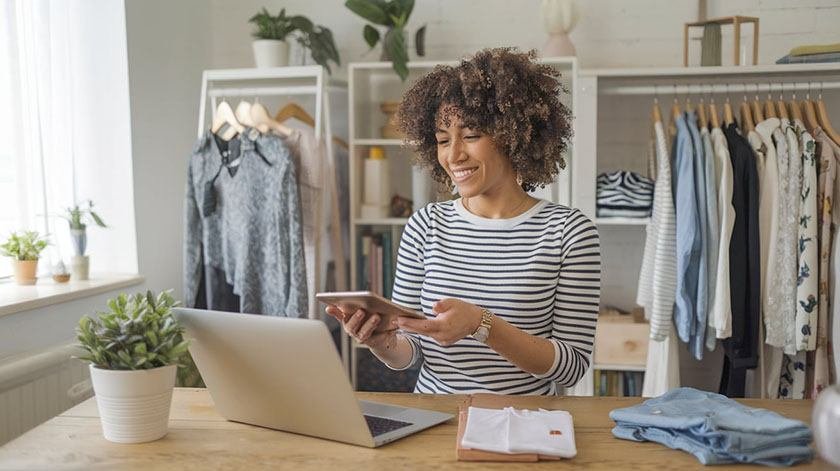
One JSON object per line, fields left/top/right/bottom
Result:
{"left": 211, "top": 100, "right": 244, "bottom": 140}
{"left": 776, "top": 88, "right": 789, "bottom": 120}
{"left": 764, "top": 94, "right": 777, "bottom": 119}
{"left": 652, "top": 99, "right": 662, "bottom": 125}
{"left": 751, "top": 91, "right": 765, "bottom": 123}
{"left": 251, "top": 102, "right": 293, "bottom": 137}
{"left": 709, "top": 100, "right": 721, "bottom": 128}
{"left": 802, "top": 99, "right": 820, "bottom": 133}
{"left": 740, "top": 95, "right": 754, "bottom": 132}
{"left": 275, "top": 102, "right": 349, "bottom": 149}
{"left": 234, "top": 101, "right": 256, "bottom": 127}
{"left": 697, "top": 99, "right": 708, "bottom": 128}
{"left": 723, "top": 97, "right": 735, "bottom": 126}
{"left": 788, "top": 95, "right": 803, "bottom": 122}
{"left": 816, "top": 93, "right": 840, "bottom": 145}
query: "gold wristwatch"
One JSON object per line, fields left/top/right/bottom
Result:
{"left": 472, "top": 308, "right": 494, "bottom": 343}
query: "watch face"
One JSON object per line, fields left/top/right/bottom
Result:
{"left": 474, "top": 326, "right": 490, "bottom": 342}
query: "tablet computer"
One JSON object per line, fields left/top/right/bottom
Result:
{"left": 315, "top": 291, "right": 425, "bottom": 332}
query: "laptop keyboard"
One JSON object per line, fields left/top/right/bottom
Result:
{"left": 364, "top": 415, "right": 413, "bottom": 437}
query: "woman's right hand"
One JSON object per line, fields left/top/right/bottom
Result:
{"left": 324, "top": 305, "right": 398, "bottom": 350}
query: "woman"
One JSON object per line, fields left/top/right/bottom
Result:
{"left": 326, "top": 48, "right": 601, "bottom": 395}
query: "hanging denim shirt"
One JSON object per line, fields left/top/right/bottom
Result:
{"left": 685, "top": 112, "right": 709, "bottom": 360}
{"left": 673, "top": 113, "right": 702, "bottom": 349}
{"left": 184, "top": 128, "right": 308, "bottom": 317}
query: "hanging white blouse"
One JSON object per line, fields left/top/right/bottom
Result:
{"left": 794, "top": 120, "right": 818, "bottom": 354}
{"left": 709, "top": 127, "right": 735, "bottom": 339}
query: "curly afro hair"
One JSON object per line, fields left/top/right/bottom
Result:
{"left": 395, "top": 48, "right": 572, "bottom": 192}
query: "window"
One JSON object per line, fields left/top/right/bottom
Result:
{"left": 0, "top": 0, "right": 138, "bottom": 278}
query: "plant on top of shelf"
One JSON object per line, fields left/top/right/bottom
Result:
{"left": 345, "top": 0, "right": 426, "bottom": 81}
{"left": 0, "top": 230, "right": 49, "bottom": 285}
{"left": 58, "top": 200, "right": 106, "bottom": 281}
{"left": 75, "top": 289, "right": 191, "bottom": 443}
{"left": 248, "top": 7, "right": 340, "bottom": 72}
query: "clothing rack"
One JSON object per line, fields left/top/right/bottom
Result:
{"left": 196, "top": 66, "right": 349, "bottom": 323}
{"left": 598, "top": 79, "right": 840, "bottom": 96}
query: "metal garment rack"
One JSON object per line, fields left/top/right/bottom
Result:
{"left": 196, "top": 66, "right": 350, "bottom": 366}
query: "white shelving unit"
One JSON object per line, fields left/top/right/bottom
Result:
{"left": 575, "top": 63, "right": 840, "bottom": 390}
{"left": 346, "top": 58, "right": 577, "bottom": 388}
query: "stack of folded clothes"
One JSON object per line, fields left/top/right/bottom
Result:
{"left": 610, "top": 387, "right": 814, "bottom": 466}
{"left": 777, "top": 43, "right": 840, "bottom": 64}
{"left": 596, "top": 170, "right": 654, "bottom": 218}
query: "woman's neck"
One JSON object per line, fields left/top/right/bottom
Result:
{"left": 462, "top": 181, "right": 537, "bottom": 219}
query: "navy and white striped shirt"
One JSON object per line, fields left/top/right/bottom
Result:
{"left": 391, "top": 199, "right": 601, "bottom": 395}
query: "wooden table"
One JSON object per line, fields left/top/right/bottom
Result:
{"left": 0, "top": 388, "right": 826, "bottom": 470}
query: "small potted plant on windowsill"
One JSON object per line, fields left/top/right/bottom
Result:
{"left": 60, "top": 200, "right": 106, "bottom": 281}
{"left": 0, "top": 231, "right": 49, "bottom": 285}
{"left": 76, "top": 290, "right": 190, "bottom": 444}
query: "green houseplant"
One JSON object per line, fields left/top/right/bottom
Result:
{"left": 249, "top": 7, "right": 340, "bottom": 72}
{"left": 60, "top": 200, "right": 106, "bottom": 281}
{"left": 76, "top": 290, "right": 190, "bottom": 443}
{"left": 0, "top": 231, "right": 49, "bottom": 285}
{"left": 345, "top": 0, "right": 426, "bottom": 80}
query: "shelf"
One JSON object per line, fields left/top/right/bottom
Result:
{"left": 580, "top": 63, "right": 840, "bottom": 78}
{"left": 594, "top": 217, "right": 650, "bottom": 226}
{"left": 350, "top": 57, "right": 575, "bottom": 71}
{"left": 354, "top": 138, "right": 404, "bottom": 146}
{"left": 354, "top": 218, "right": 409, "bottom": 226}
{"left": 593, "top": 363, "right": 646, "bottom": 372}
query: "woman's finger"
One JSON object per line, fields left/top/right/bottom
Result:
{"left": 357, "top": 314, "right": 381, "bottom": 342}
{"left": 344, "top": 308, "right": 367, "bottom": 336}
{"left": 324, "top": 305, "right": 345, "bottom": 321}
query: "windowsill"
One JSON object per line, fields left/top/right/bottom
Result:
{"left": 0, "top": 273, "right": 145, "bottom": 318}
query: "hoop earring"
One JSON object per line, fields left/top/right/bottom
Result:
{"left": 516, "top": 173, "right": 524, "bottom": 186}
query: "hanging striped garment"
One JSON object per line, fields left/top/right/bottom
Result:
{"left": 390, "top": 199, "right": 601, "bottom": 395}
{"left": 596, "top": 171, "right": 654, "bottom": 218}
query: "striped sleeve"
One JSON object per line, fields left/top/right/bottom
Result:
{"left": 388, "top": 206, "right": 428, "bottom": 370}
{"left": 533, "top": 209, "right": 600, "bottom": 386}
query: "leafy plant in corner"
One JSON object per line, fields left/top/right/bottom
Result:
{"left": 249, "top": 7, "right": 340, "bottom": 73}
{"left": 76, "top": 290, "right": 190, "bottom": 371}
{"left": 345, "top": 0, "right": 426, "bottom": 81}
{"left": 61, "top": 200, "right": 107, "bottom": 231}
{"left": 0, "top": 231, "right": 48, "bottom": 261}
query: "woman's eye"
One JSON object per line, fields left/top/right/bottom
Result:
{"left": 465, "top": 135, "right": 480, "bottom": 140}
{"left": 436, "top": 140, "right": 449, "bottom": 145}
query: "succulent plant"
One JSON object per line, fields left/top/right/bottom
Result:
{"left": 76, "top": 290, "right": 190, "bottom": 370}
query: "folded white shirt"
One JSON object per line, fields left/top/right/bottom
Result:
{"left": 461, "top": 406, "right": 577, "bottom": 458}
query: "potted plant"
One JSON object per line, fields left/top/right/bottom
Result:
{"left": 345, "top": 0, "right": 427, "bottom": 81}
{"left": 60, "top": 200, "right": 106, "bottom": 281}
{"left": 0, "top": 231, "right": 49, "bottom": 285}
{"left": 76, "top": 290, "right": 190, "bottom": 444}
{"left": 249, "top": 7, "right": 340, "bottom": 72}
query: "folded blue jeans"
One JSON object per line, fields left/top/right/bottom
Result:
{"left": 610, "top": 387, "right": 813, "bottom": 466}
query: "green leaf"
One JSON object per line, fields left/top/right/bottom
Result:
{"left": 384, "top": 27, "right": 409, "bottom": 81}
{"left": 345, "top": 0, "right": 390, "bottom": 25}
{"left": 89, "top": 211, "right": 107, "bottom": 228}
{"left": 363, "top": 24, "right": 380, "bottom": 49}
{"left": 395, "top": 0, "right": 414, "bottom": 19}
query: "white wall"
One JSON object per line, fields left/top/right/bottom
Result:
{"left": 208, "top": 0, "right": 840, "bottom": 73}
{"left": 125, "top": 0, "right": 212, "bottom": 300}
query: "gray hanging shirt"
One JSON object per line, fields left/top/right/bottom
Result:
{"left": 183, "top": 128, "right": 308, "bottom": 317}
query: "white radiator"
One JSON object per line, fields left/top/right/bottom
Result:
{"left": 0, "top": 342, "right": 92, "bottom": 445}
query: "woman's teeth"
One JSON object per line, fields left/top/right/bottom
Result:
{"left": 453, "top": 168, "right": 476, "bottom": 180}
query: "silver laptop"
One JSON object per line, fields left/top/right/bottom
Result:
{"left": 173, "top": 307, "right": 452, "bottom": 447}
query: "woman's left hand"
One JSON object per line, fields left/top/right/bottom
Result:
{"left": 396, "top": 298, "right": 482, "bottom": 346}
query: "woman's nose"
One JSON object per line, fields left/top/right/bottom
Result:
{"left": 447, "top": 140, "right": 466, "bottom": 163}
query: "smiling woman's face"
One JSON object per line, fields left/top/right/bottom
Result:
{"left": 434, "top": 109, "right": 516, "bottom": 198}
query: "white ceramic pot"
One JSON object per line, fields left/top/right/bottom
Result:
{"left": 89, "top": 364, "right": 177, "bottom": 444}
{"left": 252, "top": 39, "right": 290, "bottom": 68}
{"left": 540, "top": 0, "right": 580, "bottom": 57}
{"left": 813, "top": 385, "right": 840, "bottom": 467}
{"left": 71, "top": 255, "right": 89, "bottom": 281}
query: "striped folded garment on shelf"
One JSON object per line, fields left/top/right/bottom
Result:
{"left": 596, "top": 170, "right": 654, "bottom": 218}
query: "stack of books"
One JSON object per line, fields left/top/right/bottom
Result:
{"left": 357, "top": 232, "right": 394, "bottom": 298}
{"left": 594, "top": 370, "right": 644, "bottom": 397}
